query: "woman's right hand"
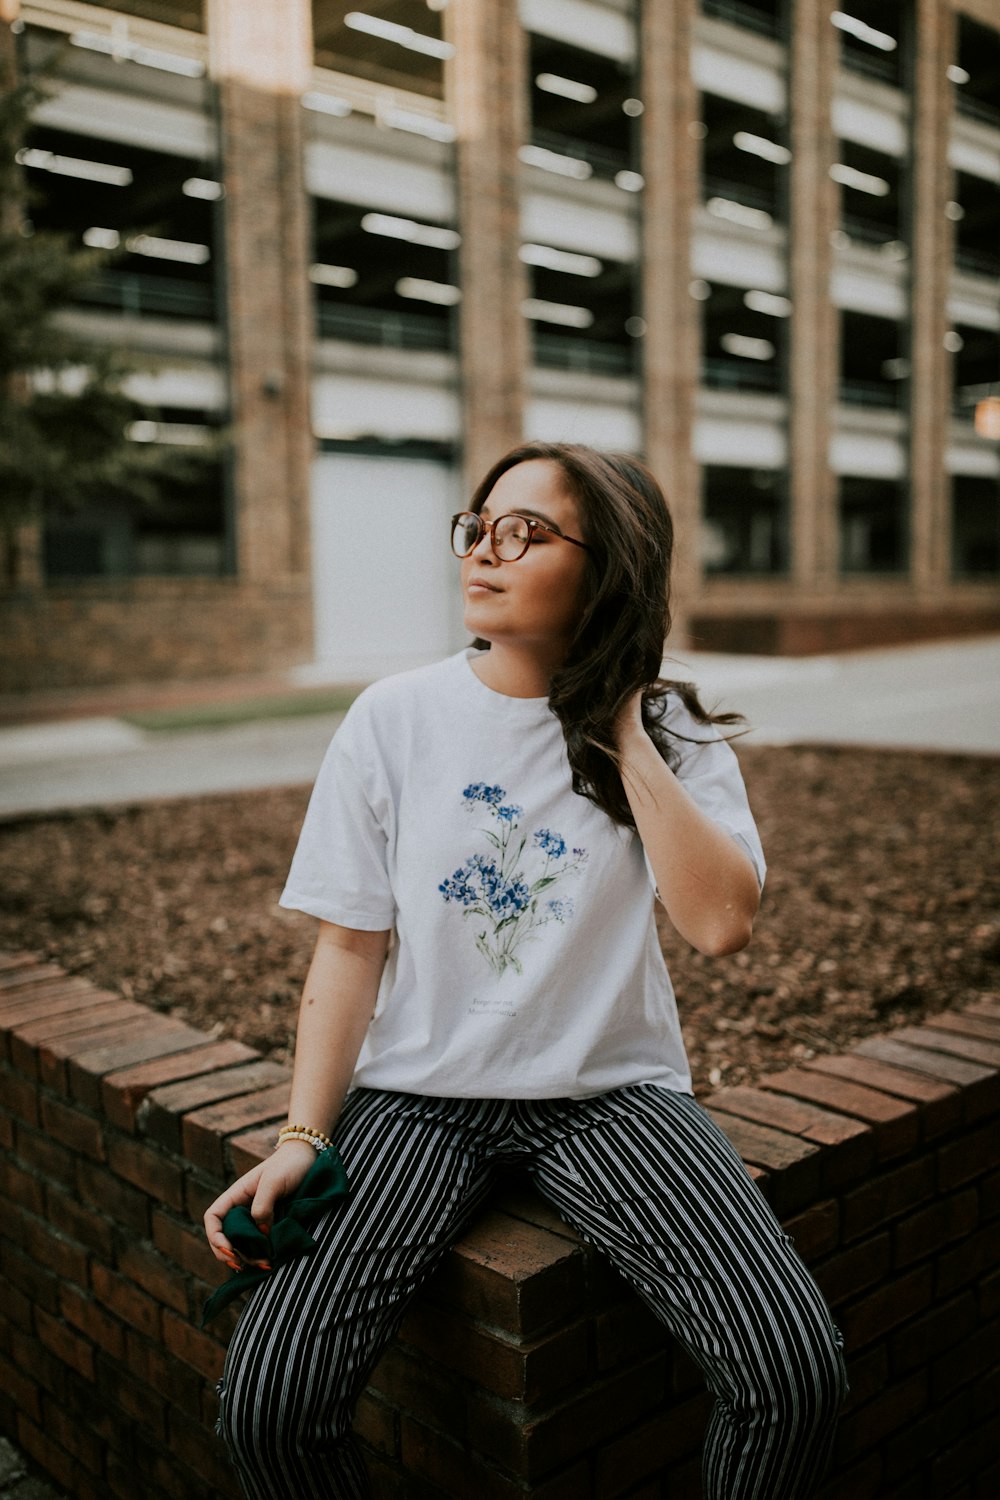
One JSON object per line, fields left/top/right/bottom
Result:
{"left": 203, "top": 1139, "right": 317, "bottom": 1270}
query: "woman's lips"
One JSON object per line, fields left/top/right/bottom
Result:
{"left": 467, "top": 576, "right": 501, "bottom": 594}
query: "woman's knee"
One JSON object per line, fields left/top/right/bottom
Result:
{"left": 760, "top": 1314, "right": 848, "bottom": 1436}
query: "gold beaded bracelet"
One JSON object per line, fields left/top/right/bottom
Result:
{"left": 276, "top": 1123, "right": 335, "bottom": 1152}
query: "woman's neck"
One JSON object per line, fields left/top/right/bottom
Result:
{"left": 470, "top": 642, "right": 562, "bottom": 699}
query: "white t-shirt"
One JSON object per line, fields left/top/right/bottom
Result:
{"left": 280, "top": 649, "right": 765, "bottom": 1100}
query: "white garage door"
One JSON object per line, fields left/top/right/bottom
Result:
{"left": 310, "top": 452, "right": 465, "bottom": 681}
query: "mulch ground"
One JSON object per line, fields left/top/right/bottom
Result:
{"left": 2, "top": 744, "right": 997, "bottom": 1096}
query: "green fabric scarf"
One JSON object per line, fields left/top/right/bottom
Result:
{"left": 200, "top": 1148, "right": 350, "bottom": 1327}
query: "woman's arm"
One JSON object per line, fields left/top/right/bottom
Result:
{"left": 203, "top": 920, "right": 390, "bottom": 1266}
{"left": 616, "top": 692, "right": 760, "bottom": 958}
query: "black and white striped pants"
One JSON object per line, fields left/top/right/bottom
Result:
{"left": 216, "top": 1085, "right": 846, "bottom": 1499}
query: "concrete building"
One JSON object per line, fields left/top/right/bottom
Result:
{"left": 1, "top": 0, "right": 998, "bottom": 691}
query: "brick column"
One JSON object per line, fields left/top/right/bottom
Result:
{"left": 910, "top": 0, "right": 954, "bottom": 590}
{"left": 788, "top": 0, "right": 839, "bottom": 589}
{"left": 207, "top": 0, "right": 314, "bottom": 583}
{"left": 446, "top": 0, "right": 528, "bottom": 497}
{"left": 640, "top": 0, "right": 700, "bottom": 638}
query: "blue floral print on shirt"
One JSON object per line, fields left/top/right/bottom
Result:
{"left": 439, "top": 783, "right": 588, "bottom": 977}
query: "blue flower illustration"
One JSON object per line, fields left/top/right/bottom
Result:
{"left": 439, "top": 785, "right": 587, "bottom": 976}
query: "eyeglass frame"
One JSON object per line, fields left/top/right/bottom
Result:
{"left": 450, "top": 510, "right": 591, "bottom": 562}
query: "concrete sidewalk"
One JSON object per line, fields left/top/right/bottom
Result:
{"left": 0, "top": 635, "right": 997, "bottom": 820}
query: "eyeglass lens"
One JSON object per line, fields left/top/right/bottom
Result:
{"left": 451, "top": 513, "right": 532, "bottom": 560}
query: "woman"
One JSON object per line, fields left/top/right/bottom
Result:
{"left": 205, "top": 442, "right": 846, "bottom": 1499}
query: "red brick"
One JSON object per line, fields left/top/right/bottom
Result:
{"left": 1, "top": 1239, "right": 60, "bottom": 1314}
{"left": 0, "top": 972, "right": 95, "bottom": 1012}
{"left": 116, "top": 1236, "right": 190, "bottom": 1316}
{"left": 34, "top": 1305, "right": 96, "bottom": 1382}
{"left": 90, "top": 1262, "right": 162, "bottom": 1339}
{"left": 10, "top": 1001, "right": 143, "bottom": 1077}
{"left": 355, "top": 1390, "right": 398, "bottom": 1457}
{"left": 181, "top": 1081, "right": 291, "bottom": 1175}
{"left": 151, "top": 1207, "right": 224, "bottom": 1281}
{"left": 927, "top": 1011, "right": 1000, "bottom": 1043}
{"left": 2, "top": 1358, "right": 42, "bottom": 1425}
{"left": 106, "top": 1132, "right": 186, "bottom": 1212}
{"left": 4, "top": 1203, "right": 89, "bottom": 1286}
{"left": 125, "top": 1328, "right": 203, "bottom": 1421}
{"left": 0, "top": 1109, "right": 12, "bottom": 1150}
{"left": 58, "top": 1281, "right": 125, "bottom": 1361}
{"left": 891, "top": 1290, "right": 978, "bottom": 1375}
{"left": 46, "top": 1182, "right": 115, "bottom": 1261}
{"left": 706, "top": 1108, "right": 822, "bottom": 1212}
{"left": 142, "top": 1058, "right": 290, "bottom": 1151}
{"left": 854, "top": 1035, "right": 995, "bottom": 1089}
{"left": 76, "top": 1158, "right": 150, "bottom": 1235}
{"left": 840, "top": 1344, "right": 889, "bottom": 1415}
{"left": 162, "top": 1307, "right": 226, "bottom": 1380}
{"left": 0, "top": 952, "right": 52, "bottom": 976}
{"left": 593, "top": 1296, "right": 669, "bottom": 1373}
{"left": 166, "top": 1407, "right": 236, "bottom": 1494}
{"left": 433, "top": 1208, "right": 587, "bottom": 1337}
{"left": 228, "top": 1123, "right": 277, "bottom": 1174}
{"left": 39, "top": 1093, "right": 105, "bottom": 1161}
{"left": 893, "top": 1190, "right": 979, "bottom": 1268}
{"left": 931, "top": 1313, "right": 1000, "bottom": 1401}
{"left": 0, "top": 1155, "right": 45, "bottom": 1217}
{"left": 15, "top": 1412, "right": 76, "bottom": 1494}
{"left": 705, "top": 1082, "right": 872, "bottom": 1157}
{"left": 593, "top": 1389, "right": 711, "bottom": 1495}
{"left": 935, "top": 1220, "right": 1000, "bottom": 1298}
{"left": 400, "top": 1295, "right": 589, "bottom": 1402}
{"left": 806, "top": 1051, "right": 961, "bottom": 1138}
{"left": 895, "top": 1024, "right": 1000, "bottom": 1069}
{"left": 835, "top": 1369, "right": 929, "bottom": 1466}
{"left": 814, "top": 1233, "right": 891, "bottom": 1308}
{"left": 783, "top": 1199, "right": 840, "bottom": 1262}
{"left": 842, "top": 1158, "right": 935, "bottom": 1243}
{"left": 37, "top": 1012, "right": 168, "bottom": 1093}
{"left": 102, "top": 1036, "right": 260, "bottom": 1130}
{"left": 0, "top": 1065, "right": 39, "bottom": 1125}
{"left": 39, "top": 1392, "right": 105, "bottom": 1475}
{"left": 761, "top": 1065, "right": 916, "bottom": 1156}
{"left": 838, "top": 1265, "right": 933, "bottom": 1351}
{"left": 938, "top": 1120, "right": 1000, "bottom": 1191}
{"left": 94, "top": 1348, "right": 168, "bottom": 1440}
{"left": 69, "top": 1021, "right": 214, "bottom": 1110}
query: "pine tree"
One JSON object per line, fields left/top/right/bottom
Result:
{"left": 0, "top": 63, "right": 213, "bottom": 582}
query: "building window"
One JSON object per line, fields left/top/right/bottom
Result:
{"left": 833, "top": 2, "right": 907, "bottom": 88}
{"left": 839, "top": 310, "right": 907, "bottom": 408}
{"left": 950, "top": 325, "right": 1000, "bottom": 421}
{"left": 833, "top": 139, "right": 905, "bottom": 253}
{"left": 312, "top": 199, "right": 457, "bottom": 351}
{"left": 91, "top": 2, "right": 205, "bottom": 28}
{"left": 954, "top": 16, "right": 1000, "bottom": 130}
{"left": 700, "top": 1, "right": 784, "bottom": 39}
{"left": 838, "top": 475, "right": 907, "bottom": 573}
{"left": 951, "top": 172, "right": 1000, "bottom": 281}
{"left": 526, "top": 249, "right": 637, "bottom": 376}
{"left": 700, "top": 92, "right": 788, "bottom": 228}
{"left": 702, "top": 466, "right": 787, "bottom": 574}
{"left": 526, "top": 33, "right": 637, "bottom": 185}
{"left": 43, "top": 413, "right": 228, "bottom": 579}
{"left": 21, "top": 126, "right": 220, "bottom": 322}
{"left": 952, "top": 474, "right": 1000, "bottom": 576}
{"left": 312, "top": 2, "right": 448, "bottom": 99}
{"left": 702, "top": 282, "right": 786, "bottom": 394}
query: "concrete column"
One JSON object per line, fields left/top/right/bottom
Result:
{"left": 446, "top": 0, "right": 528, "bottom": 498}
{"left": 788, "top": 0, "right": 839, "bottom": 589}
{"left": 207, "top": 0, "right": 314, "bottom": 582}
{"left": 640, "top": 0, "right": 700, "bottom": 636}
{"left": 910, "top": 0, "right": 955, "bottom": 589}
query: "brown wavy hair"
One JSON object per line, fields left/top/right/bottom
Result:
{"left": 468, "top": 441, "right": 743, "bottom": 829}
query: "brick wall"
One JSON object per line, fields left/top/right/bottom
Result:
{"left": 1, "top": 950, "right": 998, "bottom": 1499}
{"left": 0, "top": 578, "right": 312, "bottom": 694}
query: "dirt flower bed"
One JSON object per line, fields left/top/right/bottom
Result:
{"left": 2, "top": 745, "right": 997, "bottom": 1095}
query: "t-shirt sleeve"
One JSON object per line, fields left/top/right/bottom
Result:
{"left": 662, "top": 695, "right": 766, "bottom": 889}
{"left": 278, "top": 706, "right": 397, "bottom": 930}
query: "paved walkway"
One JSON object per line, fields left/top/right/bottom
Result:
{"left": 1, "top": 636, "right": 997, "bottom": 820}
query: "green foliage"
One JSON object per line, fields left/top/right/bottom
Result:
{"left": 0, "top": 74, "right": 215, "bottom": 536}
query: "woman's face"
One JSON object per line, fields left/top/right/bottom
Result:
{"left": 460, "top": 459, "right": 590, "bottom": 658}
